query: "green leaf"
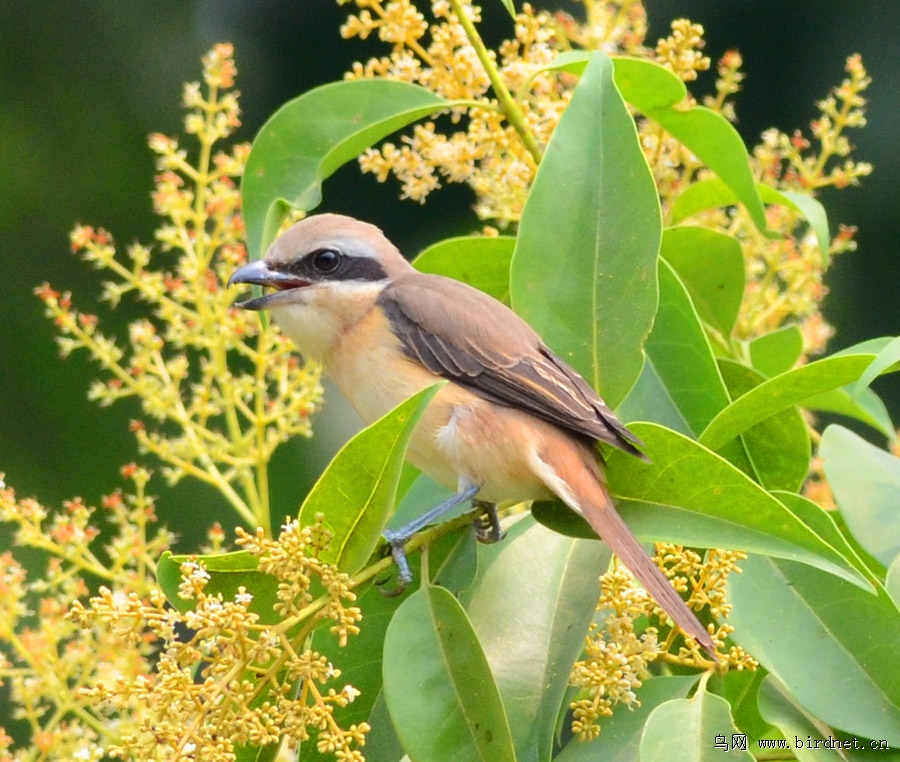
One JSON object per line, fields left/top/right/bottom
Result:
{"left": 497, "top": 0, "right": 516, "bottom": 19}
{"left": 718, "top": 668, "right": 773, "bottom": 749}
{"left": 748, "top": 325, "right": 804, "bottom": 377}
{"left": 413, "top": 236, "right": 515, "bottom": 303}
{"left": 362, "top": 692, "right": 405, "bottom": 762}
{"left": 662, "top": 226, "right": 745, "bottom": 336}
{"left": 157, "top": 550, "right": 187, "bottom": 607}
{"left": 613, "top": 56, "right": 688, "bottom": 110}
{"left": 234, "top": 739, "right": 280, "bottom": 762}
{"left": 820, "top": 425, "right": 900, "bottom": 567}
{"left": 530, "top": 54, "right": 687, "bottom": 111}
{"left": 887, "top": 557, "right": 900, "bottom": 609}
{"left": 242, "top": 80, "right": 453, "bottom": 258}
{"left": 640, "top": 688, "right": 755, "bottom": 762}
{"left": 653, "top": 106, "right": 767, "bottom": 233}
{"left": 608, "top": 63, "right": 769, "bottom": 236}
{"left": 772, "top": 490, "right": 876, "bottom": 579}
{"left": 669, "top": 179, "right": 828, "bottom": 259}
{"left": 852, "top": 335, "right": 900, "bottom": 400}
{"left": 805, "top": 386, "right": 896, "bottom": 440}
{"left": 616, "top": 359, "right": 693, "bottom": 437}
{"left": 511, "top": 51, "right": 659, "bottom": 408}
{"left": 463, "top": 515, "right": 611, "bottom": 762}
{"left": 642, "top": 259, "right": 730, "bottom": 436}
{"left": 699, "top": 353, "right": 893, "bottom": 452}
{"left": 757, "top": 676, "right": 849, "bottom": 762}
{"left": 606, "top": 423, "right": 866, "bottom": 589}
{"left": 157, "top": 549, "right": 283, "bottom": 624}
{"left": 383, "top": 582, "right": 516, "bottom": 762}
{"left": 526, "top": 50, "right": 591, "bottom": 81}
{"left": 718, "top": 359, "right": 810, "bottom": 493}
{"left": 554, "top": 675, "right": 699, "bottom": 762}
{"left": 728, "top": 554, "right": 900, "bottom": 746}
{"left": 669, "top": 177, "right": 737, "bottom": 225}
{"left": 298, "top": 383, "right": 445, "bottom": 575}
{"left": 541, "top": 55, "right": 687, "bottom": 111}
{"left": 834, "top": 336, "right": 897, "bottom": 357}
{"left": 758, "top": 185, "right": 831, "bottom": 267}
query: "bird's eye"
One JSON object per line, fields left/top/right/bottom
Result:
{"left": 311, "top": 248, "right": 342, "bottom": 274}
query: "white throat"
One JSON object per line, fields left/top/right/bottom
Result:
{"left": 269, "top": 280, "right": 385, "bottom": 361}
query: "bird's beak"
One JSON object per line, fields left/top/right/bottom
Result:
{"left": 228, "top": 259, "right": 309, "bottom": 311}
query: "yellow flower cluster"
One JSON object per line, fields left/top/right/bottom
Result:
{"left": 1, "top": 474, "right": 368, "bottom": 761}
{"left": 569, "top": 545, "right": 757, "bottom": 739}
{"left": 339, "top": 0, "right": 871, "bottom": 355}
{"left": 655, "top": 18, "right": 710, "bottom": 82}
{"left": 0, "top": 44, "right": 369, "bottom": 762}
{"left": 569, "top": 565, "right": 659, "bottom": 741}
{"left": 236, "top": 522, "right": 362, "bottom": 646}
{"left": 0, "top": 466, "right": 170, "bottom": 762}
{"left": 67, "top": 517, "right": 366, "bottom": 761}
{"left": 738, "top": 54, "right": 872, "bottom": 351}
{"left": 552, "top": 0, "right": 647, "bottom": 51}
{"left": 35, "top": 44, "right": 322, "bottom": 534}
{"left": 342, "top": 0, "right": 560, "bottom": 223}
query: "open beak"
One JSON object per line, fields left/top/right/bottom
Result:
{"left": 228, "top": 259, "right": 309, "bottom": 311}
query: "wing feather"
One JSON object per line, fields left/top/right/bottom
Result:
{"left": 378, "top": 273, "right": 645, "bottom": 457}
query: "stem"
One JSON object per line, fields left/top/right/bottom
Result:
{"left": 449, "top": 0, "right": 543, "bottom": 165}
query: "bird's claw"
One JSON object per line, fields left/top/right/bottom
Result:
{"left": 472, "top": 500, "right": 504, "bottom": 544}
{"left": 378, "top": 530, "right": 413, "bottom": 598}
{"left": 379, "top": 493, "right": 502, "bottom": 595}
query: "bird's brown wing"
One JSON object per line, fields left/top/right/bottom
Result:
{"left": 378, "top": 273, "right": 645, "bottom": 457}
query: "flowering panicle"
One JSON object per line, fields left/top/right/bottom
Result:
{"left": 0, "top": 467, "right": 171, "bottom": 762}
{"left": 65, "top": 518, "right": 367, "bottom": 762}
{"left": 551, "top": 0, "right": 647, "bottom": 52}
{"left": 736, "top": 54, "right": 872, "bottom": 351}
{"left": 569, "top": 545, "right": 757, "bottom": 740}
{"left": 1, "top": 463, "right": 368, "bottom": 761}
{"left": 236, "top": 521, "right": 363, "bottom": 646}
{"left": 35, "top": 43, "right": 322, "bottom": 535}
{"left": 343, "top": 0, "right": 570, "bottom": 223}
{"left": 655, "top": 18, "right": 709, "bottom": 81}
{"left": 0, "top": 44, "right": 371, "bottom": 762}
{"left": 340, "top": 1, "right": 870, "bottom": 356}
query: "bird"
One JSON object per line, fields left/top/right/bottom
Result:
{"left": 228, "top": 213, "right": 718, "bottom": 657}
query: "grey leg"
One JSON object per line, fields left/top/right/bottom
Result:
{"left": 383, "top": 479, "right": 480, "bottom": 591}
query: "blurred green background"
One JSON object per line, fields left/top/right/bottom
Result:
{"left": 1, "top": 0, "right": 897, "bottom": 541}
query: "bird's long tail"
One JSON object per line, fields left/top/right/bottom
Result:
{"left": 532, "top": 443, "right": 719, "bottom": 659}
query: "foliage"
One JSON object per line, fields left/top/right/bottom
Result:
{"left": 1, "top": 2, "right": 899, "bottom": 762}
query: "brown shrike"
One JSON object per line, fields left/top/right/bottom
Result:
{"left": 229, "top": 213, "right": 717, "bottom": 657}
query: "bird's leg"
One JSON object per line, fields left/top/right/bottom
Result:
{"left": 382, "top": 478, "right": 480, "bottom": 592}
{"left": 472, "top": 500, "right": 504, "bottom": 544}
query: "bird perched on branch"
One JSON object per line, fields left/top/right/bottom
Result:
{"left": 229, "top": 213, "right": 717, "bottom": 657}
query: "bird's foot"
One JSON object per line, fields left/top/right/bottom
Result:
{"left": 472, "top": 500, "right": 504, "bottom": 544}
{"left": 378, "top": 529, "right": 414, "bottom": 598}
{"left": 377, "top": 480, "right": 481, "bottom": 594}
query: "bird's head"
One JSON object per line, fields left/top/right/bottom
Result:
{"left": 228, "top": 213, "right": 413, "bottom": 358}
